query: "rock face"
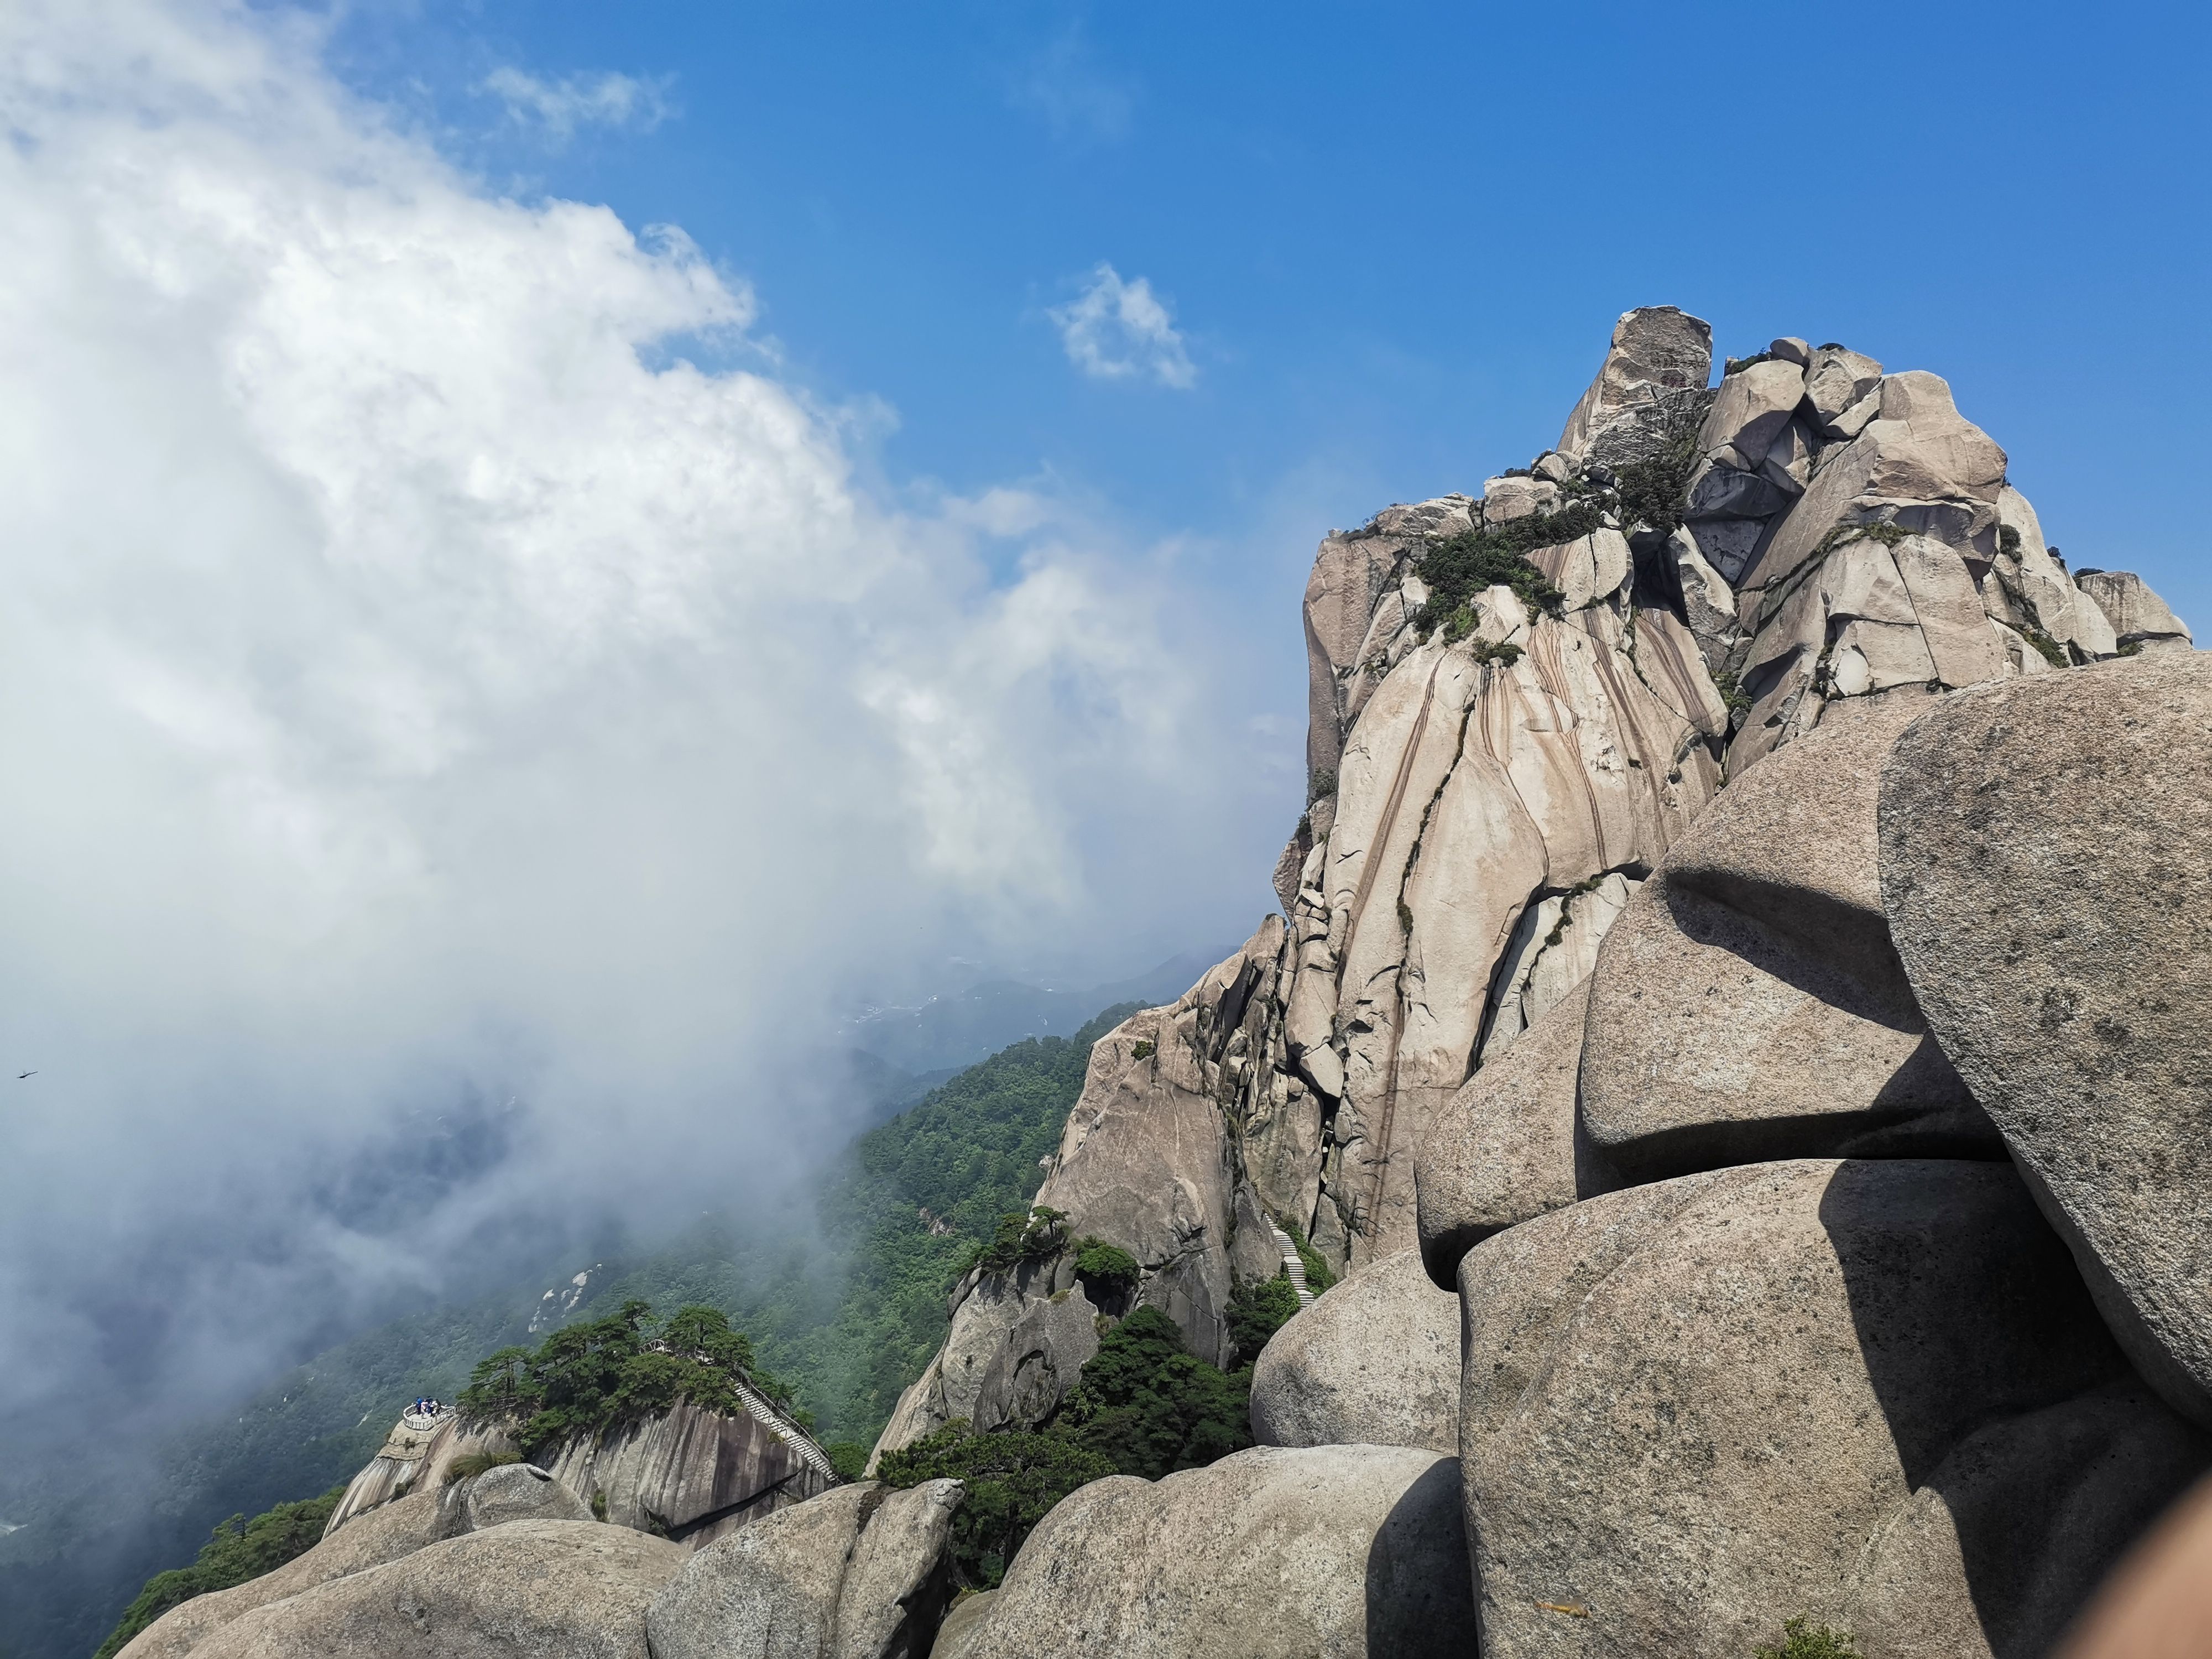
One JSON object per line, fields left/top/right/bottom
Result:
{"left": 187, "top": 1521, "right": 683, "bottom": 1659}
{"left": 648, "top": 1480, "right": 965, "bottom": 1659}
{"left": 1880, "top": 652, "right": 2212, "bottom": 1427}
{"left": 949, "top": 1445, "right": 1475, "bottom": 1658}
{"left": 544, "top": 1396, "right": 839, "bottom": 1549}
{"left": 1249, "top": 1248, "right": 1459, "bottom": 1455}
{"left": 873, "top": 304, "right": 2194, "bottom": 1474}
{"left": 324, "top": 1413, "right": 518, "bottom": 1536}
{"left": 1458, "top": 1160, "right": 2208, "bottom": 1659}
{"left": 1578, "top": 695, "right": 1999, "bottom": 1185}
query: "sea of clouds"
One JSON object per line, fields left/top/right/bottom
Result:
{"left": 0, "top": 0, "right": 1290, "bottom": 1448}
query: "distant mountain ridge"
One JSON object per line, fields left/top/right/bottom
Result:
{"left": 844, "top": 951, "right": 1227, "bottom": 1074}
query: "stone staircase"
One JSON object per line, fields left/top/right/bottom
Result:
{"left": 732, "top": 1378, "right": 841, "bottom": 1482}
{"left": 1267, "top": 1220, "right": 1317, "bottom": 1308}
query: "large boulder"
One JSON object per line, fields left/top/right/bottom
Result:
{"left": 1458, "top": 1159, "right": 2206, "bottom": 1659}
{"left": 648, "top": 1480, "right": 966, "bottom": 1659}
{"left": 954, "top": 1444, "right": 1475, "bottom": 1657}
{"left": 1556, "top": 305, "right": 1714, "bottom": 467}
{"left": 187, "top": 1520, "right": 683, "bottom": 1659}
{"left": 1579, "top": 695, "right": 1997, "bottom": 1185}
{"left": 1249, "top": 1248, "right": 1459, "bottom": 1455}
{"left": 440, "top": 1461, "right": 593, "bottom": 1533}
{"left": 1415, "top": 980, "right": 1586, "bottom": 1289}
{"left": 830, "top": 1481, "right": 966, "bottom": 1659}
{"left": 1879, "top": 651, "right": 2212, "bottom": 1427}
{"left": 648, "top": 1485, "right": 872, "bottom": 1659}
{"left": 2075, "top": 570, "right": 2193, "bottom": 650}
{"left": 118, "top": 1493, "right": 446, "bottom": 1659}
{"left": 544, "top": 1396, "right": 837, "bottom": 1549}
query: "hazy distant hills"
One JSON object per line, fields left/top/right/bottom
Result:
{"left": 847, "top": 951, "right": 1222, "bottom": 1074}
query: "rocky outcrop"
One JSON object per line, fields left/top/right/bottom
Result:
{"left": 186, "top": 1520, "right": 682, "bottom": 1659}
{"left": 873, "top": 305, "right": 2194, "bottom": 1473}
{"left": 544, "top": 1396, "right": 838, "bottom": 1549}
{"left": 1457, "top": 1159, "right": 2208, "bottom": 1659}
{"left": 945, "top": 1445, "right": 1475, "bottom": 1658}
{"left": 322, "top": 1412, "right": 518, "bottom": 1535}
{"left": 1881, "top": 653, "right": 2212, "bottom": 1428}
{"left": 1248, "top": 1248, "right": 1459, "bottom": 1455}
{"left": 2076, "top": 568, "right": 2194, "bottom": 651}
{"left": 439, "top": 1461, "right": 594, "bottom": 1532}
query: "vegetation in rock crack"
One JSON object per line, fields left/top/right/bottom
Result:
{"left": 823, "top": 1441, "right": 871, "bottom": 1483}
{"left": 1468, "top": 637, "right": 1523, "bottom": 667}
{"left": 1411, "top": 507, "right": 1588, "bottom": 639}
{"left": 1130, "top": 1039, "right": 1155, "bottom": 1060}
{"left": 882, "top": 1306, "right": 1258, "bottom": 1584}
{"left": 2019, "top": 625, "right": 2072, "bottom": 669}
{"left": 1755, "top": 1616, "right": 1862, "bottom": 1659}
{"left": 1224, "top": 1269, "right": 1302, "bottom": 1363}
{"left": 1071, "top": 1237, "right": 1141, "bottom": 1300}
{"left": 91, "top": 1485, "right": 346, "bottom": 1659}
{"left": 878, "top": 1423, "right": 1114, "bottom": 1589}
{"left": 1713, "top": 669, "right": 1752, "bottom": 720}
{"left": 456, "top": 1299, "right": 800, "bottom": 1458}
{"left": 1306, "top": 766, "right": 1337, "bottom": 804}
{"left": 1607, "top": 413, "right": 1703, "bottom": 540}
{"left": 971, "top": 1204, "right": 1071, "bottom": 1276}
{"left": 442, "top": 1449, "right": 523, "bottom": 1484}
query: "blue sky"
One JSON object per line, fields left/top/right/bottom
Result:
{"left": 330, "top": 0, "right": 2211, "bottom": 637}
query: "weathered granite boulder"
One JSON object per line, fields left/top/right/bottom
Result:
{"left": 189, "top": 1520, "right": 682, "bottom": 1659}
{"left": 1249, "top": 1248, "right": 1459, "bottom": 1455}
{"left": 649, "top": 1485, "right": 873, "bottom": 1659}
{"left": 2057, "top": 1473, "right": 2212, "bottom": 1659}
{"left": 953, "top": 1444, "right": 1475, "bottom": 1658}
{"left": 1579, "top": 696, "right": 1996, "bottom": 1185}
{"left": 118, "top": 1493, "right": 446, "bottom": 1659}
{"left": 1556, "top": 305, "right": 1714, "bottom": 467}
{"left": 926, "top": 1589, "right": 997, "bottom": 1659}
{"left": 544, "top": 1395, "right": 837, "bottom": 1548}
{"left": 649, "top": 1479, "right": 964, "bottom": 1659}
{"left": 2077, "top": 568, "right": 2194, "bottom": 649}
{"left": 830, "top": 1481, "right": 966, "bottom": 1659}
{"left": 1699, "top": 357, "right": 1805, "bottom": 468}
{"left": 1880, "top": 651, "right": 2212, "bottom": 1427}
{"left": 1416, "top": 980, "right": 1586, "bottom": 1288}
{"left": 1458, "top": 1159, "right": 2207, "bottom": 1659}
{"left": 323, "top": 1413, "right": 519, "bottom": 1535}
{"left": 438, "top": 1460, "right": 594, "bottom": 1535}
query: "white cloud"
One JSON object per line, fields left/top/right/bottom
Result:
{"left": 1050, "top": 263, "right": 1198, "bottom": 389}
{"left": 482, "top": 65, "right": 674, "bottom": 142}
{"left": 0, "top": 0, "right": 1282, "bottom": 1440}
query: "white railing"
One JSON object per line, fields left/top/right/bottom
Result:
{"left": 730, "top": 1378, "right": 839, "bottom": 1481}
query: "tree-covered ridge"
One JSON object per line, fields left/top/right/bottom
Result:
{"left": 796, "top": 1002, "right": 1144, "bottom": 1442}
{"left": 91, "top": 1486, "right": 345, "bottom": 1659}
{"left": 457, "top": 1300, "right": 804, "bottom": 1458}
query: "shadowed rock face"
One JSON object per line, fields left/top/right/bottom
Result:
{"left": 949, "top": 1445, "right": 1476, "bottom": 1659}
{"left": 1578, "top": 694, "right": 2000, "bottom": 1186}
{"left": 1881, "top": 651, "right": 2212, "bottom": 1428}
{"left": 1458, "top": 1160, "right": 2208, "bottom": 1659}
{"left": 544, "top": 1397, "right": 838, "bottom": 1550}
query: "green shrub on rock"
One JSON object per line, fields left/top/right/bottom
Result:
{"left": 1057, "top": 1307, "right": 1252, "bottom": 1480}
{"left": 1225, "top": 1271, "right": 1302, "bottom": 1364}
{"left": 877, "top": 1421, "right": 1113, "bottom": 1588}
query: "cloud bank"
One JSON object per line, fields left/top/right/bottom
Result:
{"left": 1051, "top": 263, "right": 1198, "bottom": 389}
{"left": 0, "top": 0, "right": 1284, "bottom": 1448}
{"left": 481, "top": 65, "right": 675, "bottom": 142}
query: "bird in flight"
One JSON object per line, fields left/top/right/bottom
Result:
{"left": 17, "top": 1072, "right": 34, "bottom": 1079}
